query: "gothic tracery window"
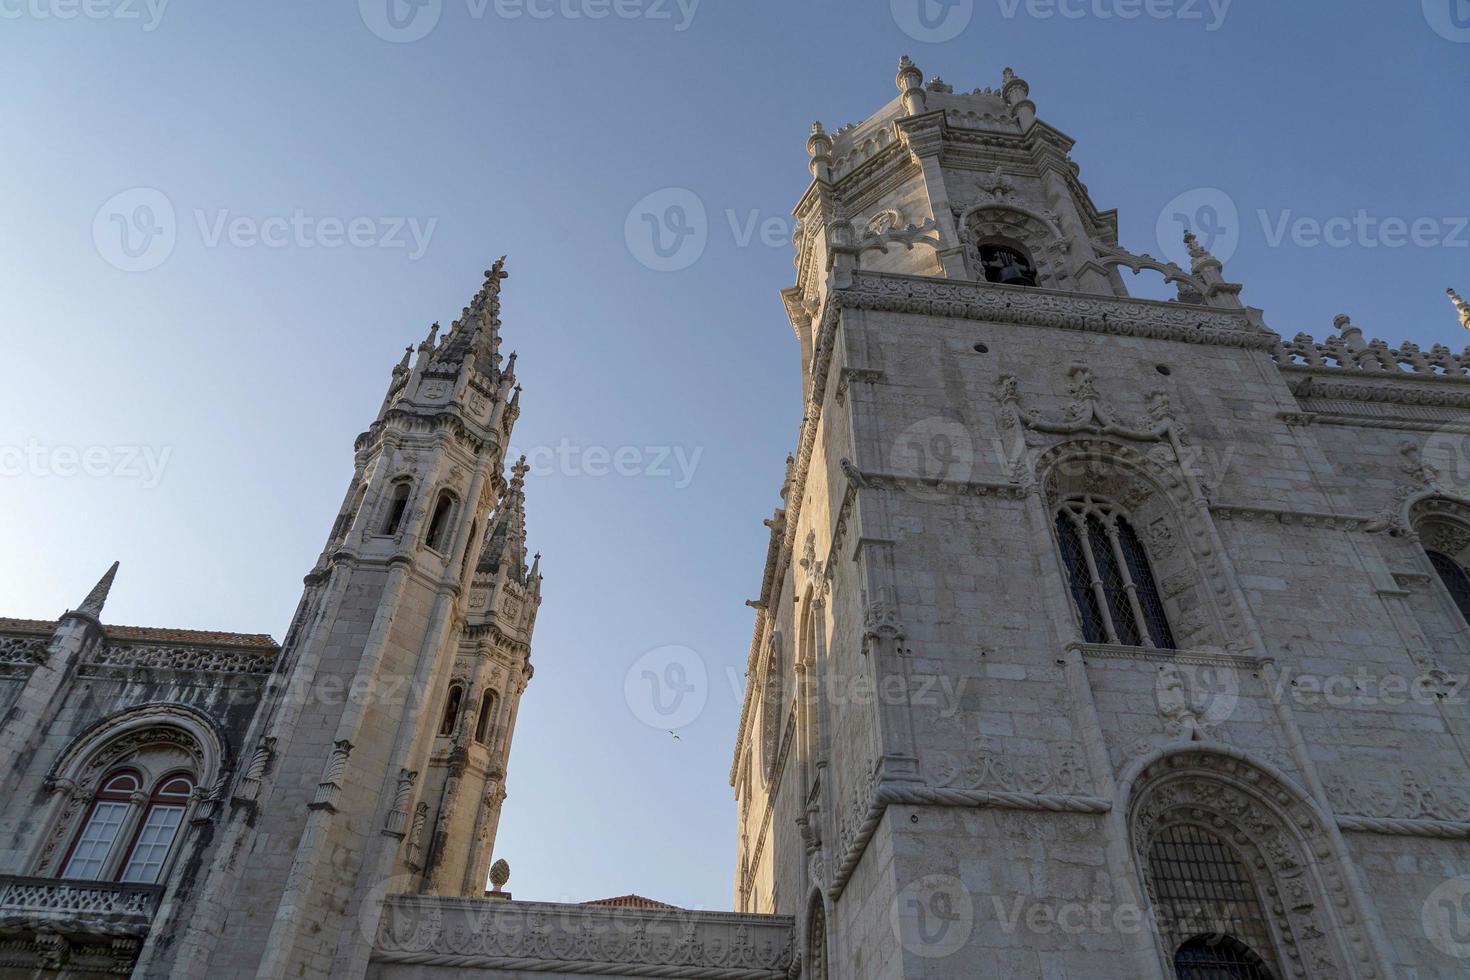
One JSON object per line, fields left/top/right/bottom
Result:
{"left": 1427, "top": 549, "right": 1470, "bottom": 625}
{"left": 1055, "top": 497, "right": 1175, "bottom": 649}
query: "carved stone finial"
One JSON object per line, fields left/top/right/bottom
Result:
{"left": 1334, "top": 313, "right": 1366, "bottom": 351}
{"left": 895, "top": 56, "right": 926, "bottom": 115}
{"left": 489, "top": 858, "right": 510, "bottom": 891}
{"left": 1449, "top": 287, "right": 1470, "bottom": 331}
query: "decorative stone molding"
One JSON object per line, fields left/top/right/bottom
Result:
{"left": 1075, "top": 642, "right": 1270, "bottom": 670}
{"left": 925, "top": 742, "right": 1092, "bottom": 796}
{"left": 996, "top": 364, "right": 1174, "bottom": 442}
{"left": 371, "top": 896, "right": 794, "bottom": 978}
{"left": 833, "top": 270, "right": 1274, "bottom": 349}
{"left": 1326, "top": 771, "right": 1470, "bottom": 833}
{"left": 86, "top": 641, "right": 274, "bottom": 675}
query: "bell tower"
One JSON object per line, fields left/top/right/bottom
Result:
{"left": 159, "top": 259, "right": 542, "bottom": 980}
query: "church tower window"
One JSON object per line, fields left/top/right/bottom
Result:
{"left": 425, "top": 491, "right": 456, "bottom": 552}
{"left": 382, "top": 482, "right": 411, "bottom": 536}
{"left": 1427, "top": 549, "right": 1470, "bottom": 625}
{"left": 1055, "top": 498, "right": 1175, "bottom": 649}
{"left": 474, "top": 689, "right": 497, "bottom": 745}
{"left": 439, "top": 684, "right": 465, "bottom": 737}
{"left": 979, "top": 242, "right": 1038, "bottom": 287}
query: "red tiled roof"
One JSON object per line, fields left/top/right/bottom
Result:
{"left": 582, "top": 894, "right": 680, "bottom": 910}
{"left": 0, "top": 617, "right": 278, "bottom": 650}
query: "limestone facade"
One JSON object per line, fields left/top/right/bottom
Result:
{"left": 729, "top": 57, "right": 1470, "bottom": 979}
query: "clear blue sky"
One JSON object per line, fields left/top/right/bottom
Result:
{"left": 2, "top": 1, "right": 1466, "bottom": 910}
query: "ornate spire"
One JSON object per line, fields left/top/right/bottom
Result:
{"left": 75, "top": 561, "right": 119, "bottom": 619}
{"left": 477, "top": 456, "right": 530, "bottom": 581}
{"left": 1449, "top": 287, "right": 1470, "bottom": 331}
{"left": 429, "top": 258, "right": 509, "bottom": 380}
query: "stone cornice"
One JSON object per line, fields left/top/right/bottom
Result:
{"left": 834, "top": 271, "right": 1274, "bottom": 349}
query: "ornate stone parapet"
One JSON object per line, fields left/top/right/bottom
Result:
{"left": 371, "top": 895, "right": 794, "bottom": 979}
{"left": 85, "top": 641, "right": 275, "bottom": 675}
{"left": 0, "top": 875, "right": 162, "bottom": 938}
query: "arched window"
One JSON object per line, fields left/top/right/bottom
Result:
{"left": 1148, "top": 823, "right": 1280, "bottom": 979}
{"left": 1174, "top": 935, "right": 1277, "bottom": 979}
{"left": 62, "top": 771, "right": 140, "bottom": 880}
{"left": 473, "top": 689, "right": 497, "bottom": 745}
{"left": 979, "top": 242, "right": 1038, "bottom": 287}
{"left": 439, "top": 683, "right": 464, "bottom": 737}
{"left": 1055, "top": 497, "right": 1175, "bottom": 649}
{"left": 1427, "top": 549, "right": 1470, "bottom": 625}
{"left": 61, "top": 771, "right": 195, "bottom": 883}
{"left": 119, "top": 774, "right": 194, "bottom": 883}
{"left": 425, "top": 491, "right": 455, "bottom": 552}
{"left": 382, "top": 482, "right": 411, "bottom": 536}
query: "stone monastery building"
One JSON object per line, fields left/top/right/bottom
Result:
{"left": 5, "top": 58, "right": 1470, "bottom": 979}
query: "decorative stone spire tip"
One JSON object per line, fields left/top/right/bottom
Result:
{"left": 76, "top": 561, "right": 119, "bottom": 618}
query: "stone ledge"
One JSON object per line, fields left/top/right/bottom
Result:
{"left": 371, "top": 896, "right": 794, "bottom": 979}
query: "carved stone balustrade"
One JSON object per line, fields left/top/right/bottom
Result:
{"left": 0, "top": 875, "right": 162, "bottom": 938}
{"left": 371, "top": 895, "right": 795, "bottom": 979}
{"left": 1274, "top": 332, "right": 1470, "bottom": 379}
